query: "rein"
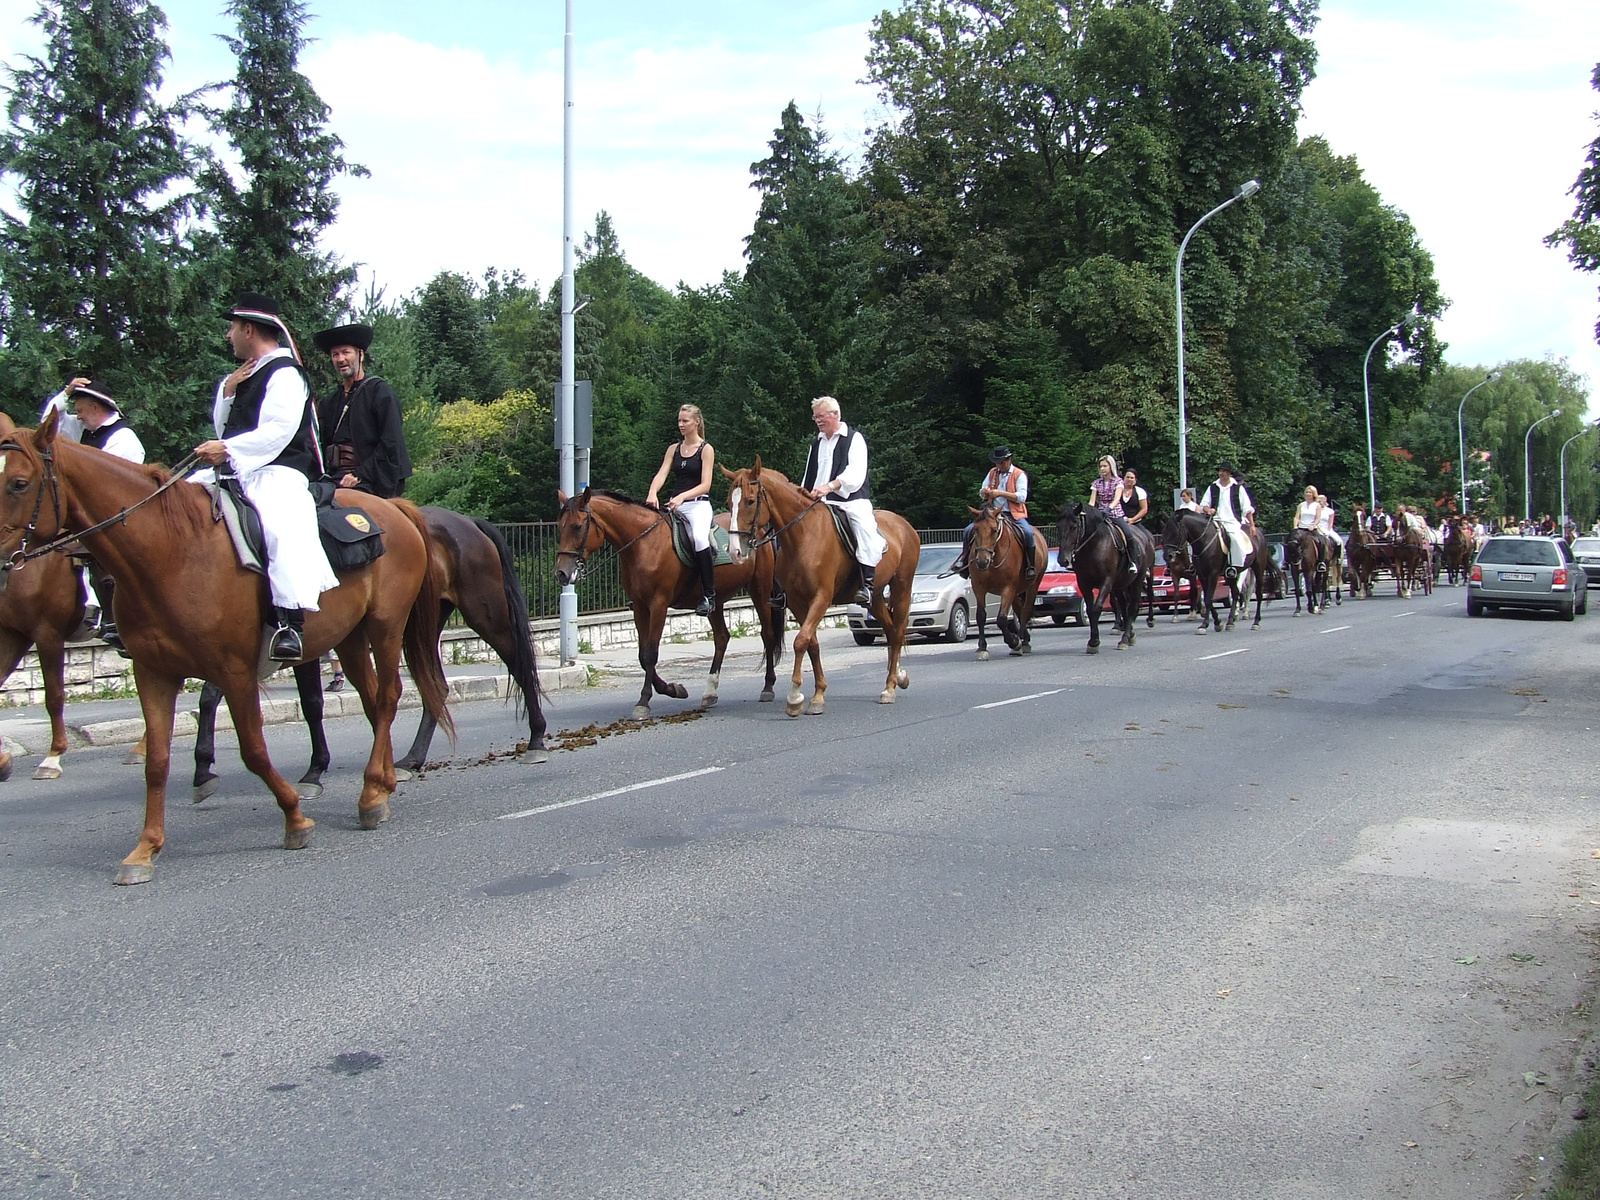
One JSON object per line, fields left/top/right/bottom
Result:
{"left": 559, "top": 501, "right": 663, "bottom": 584}
{"left": 733, "top": 478, "right": 821, "bottom": 551}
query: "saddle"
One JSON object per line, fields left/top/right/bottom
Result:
{"left": 213, "top": 478, "right": 386, "bottom": 576}
{"left": 826, "top": 503, "right": 860, "bottom": 559}
{"left": 667, "top": 511, "right": 736, "bottom": 569}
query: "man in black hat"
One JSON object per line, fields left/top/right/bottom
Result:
{"left": 193, "top": 293, "right": 338, "bottom": 661}
{"left": 1199, "top": 462, "right": 1256, "bottom": 581}
{"left": 955, "top": 445, "right": 1037, "bottom": 579}
{"left": 312, "top": 323, "right": 411, "bottom": 498}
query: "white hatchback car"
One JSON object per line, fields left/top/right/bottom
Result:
{"left": 847, "top": 543, "right": 977, "bottom": 645}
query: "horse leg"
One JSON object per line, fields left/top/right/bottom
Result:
{"left": 1084, "top": 589, "right": 1102, "bottom": 654}
{"left": 878, "top": 561, "right": 911, "bottom": 703}
{"left": 0, "top": 630, "right": 29, "bottom": 781}
{"left": 193, "top": 680, "right": 222, "bottom": 801}
{"left": 757, "top": 587, "right": 780, "bottom": 703}
{"left": 28, "top": 639, "right": 69, "bottom": 780}
{"left": 219, "top": 672, "right": 317, "bottom": 847}
{"left": 396, "top": 709, "right": 437, "bottom": 775}
{"left": 336, "top": 630, "right": 402, "bottom": 829}
{"left": 975, "top": 588, "right": 990, "bottom": 661}
{"left": 115, "top": 665, "right": 187, "bottom": 885}
{"left": 293, "top": 659, "right": 329, "bottom": 798}
{"left": 644, "top": 602, "right": 688, "bottom": 707}
{"left": 1292, "top": 565, "right": 1303, "bottom": 616}
{"left": 702, "top": 605, "right": 728, "bottom": 706}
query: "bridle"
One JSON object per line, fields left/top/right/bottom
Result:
{"left": 555, "top": 497, "right": 663, "bottom": 584}
{"left": 970, "top": 514, "right": 1009, "bottom": 570}
{"left": 730, "top": 475, "right": 820, "bottom": 552}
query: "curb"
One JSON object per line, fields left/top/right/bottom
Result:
{"left": 0, "top": 664, "right": 590, "bottom": 755}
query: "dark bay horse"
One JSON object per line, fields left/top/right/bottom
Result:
{"left": 554, "top": 488, "right": 782, "bottom": 719}
{"left": 1443, "top": 517, "right": 1476, "bottom": 586}
{"left": 1284, "top": 528, "right": 1327, "bottom": 616}
{"left": 1346, "top": 526, "right": 1379, "bottom": 598}
{"left": 0, "top": 547, "right": 83, "bottom": 782}
{"left": 0, "top": 412, "right": 452, "bottom": 885}
{"left": 1055, "top": 503, "right": 1154, "bottom": 653}
{"left": 1161, "top": 510, "right": 1273, "bottom": 632}
{"left": 724, "top": 460, "right": 918, "bottom": 715}
{"left": 191, "top": 506, "right": 547, "bottom": 801}
{"left": 966, "top": 506, "right": 1047, "bottom": 661}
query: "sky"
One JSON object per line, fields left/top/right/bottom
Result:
{"left": 0, "top": 0, "right": 1597, "bottom": 397}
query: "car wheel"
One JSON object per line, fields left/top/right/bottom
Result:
{"left": 946, "top": 600, "right": 970, "bottom": 643}
{"left": 1579, "top": 591, "right": 1589, "bottom": 616}
{"left": 852, "top": 631, "right": 877, "bottom": 646}
{"left": 1051, "top": 613, "right": 1067, "bottom": 626}
{"left": 1563, "top": 600, "right": 1577, "bottom": 622}
{"left": 1073, "top": 611, "right": 1088, "bottom": 627}
{"left": 1466, "top": 598, "right": 1484, "bottom": 617}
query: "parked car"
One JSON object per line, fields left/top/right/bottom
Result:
{"left": 847, "top": 542, "right": 976, "bottom": 645}
{"left": 1570, "top": 537, "right": 1600, "bottom": 589}
{"left": 1467, "top": 535, "right": 1589, "bottom": 620}
{"left": 1032, "top": 549, "right": 1085, "bottom": 626}
{"left": 1150, "top": 546, "right": 1196, "bottom": 612}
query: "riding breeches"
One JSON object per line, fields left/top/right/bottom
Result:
{"left": 678, "top": 498, "right": 713, "bottom": 552}
{"left": 828, "top": 498, "right": 886, "bottom": 566}
{"left": 198, "top": 466, "right": 339, "bottom": 610}
{"left": 1216, "top": 518, "right": 1250, "bottom": 568}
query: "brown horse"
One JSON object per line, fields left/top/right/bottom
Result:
{"left": 1284, "top": 528, "right": 1326, "bottom": 616}
{"left": 553, "top": 488, "right": 782, "bottom": 719}
{"left": 1346, "top": 526, "right": 1379, "bottom": 598}
{"left": 0, "top": 548, "right": 84, "bottom": 782}
{"left": 966, "top": 506, "right": 1047, "bottom": 661}
{"left": 1392, "top": 518, "right": 1432, "bottom": 598}
{"left": 723, "top": 460, "right": 918, "bottom": 715}
{"left": 0, "top": 411, "right": 452, "bottom": 885}
{"left": 1443, "top": 517, "right": 1476, "bottom": 586}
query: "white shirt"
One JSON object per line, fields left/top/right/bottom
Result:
{"left": 982, "top": 466, "right": 1029, "bottom": 509}
{"left": 1294, "top": 501, "right": 1320, "bottom": 529}
{"left": 1316, "top": 506, "right": 1336, "bottom": 535}
{"left": 1206, "top": 478, "right": 1254, "bottom": 523}
{"left": 213, "top": 348, "right": 311, "bottom": 476}
{"left": 41, "top": 392, "right": 145, "bottom": 463}
{"left": 813, "top": 422, "right": 868, "bottom": 499}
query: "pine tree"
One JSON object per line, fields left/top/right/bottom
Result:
{"left": 0, "top": 0, "right": 197, "bottom": 416}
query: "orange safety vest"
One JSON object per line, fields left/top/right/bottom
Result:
{"left": 985, "top": 466, "right": 1029, "bottom": 520}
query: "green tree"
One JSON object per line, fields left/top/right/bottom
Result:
{"left": 410, "top": 271, "right": 508, "bottom": 404}
{"left": 1547, "top": 63, "right": 1600, "bottom": 343}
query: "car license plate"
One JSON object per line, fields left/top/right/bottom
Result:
{"left": 1153, "top": 588, "right": 1169, "bottom": 596}
{"left": 1498, "top": 572, "right": 1536, "bottom": 582}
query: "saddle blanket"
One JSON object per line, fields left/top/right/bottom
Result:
{"left": 213, "top": 480, "right": 386, "bottom": 576}
{"left": 669, "top": 514, "right": 736, "bottom": 568}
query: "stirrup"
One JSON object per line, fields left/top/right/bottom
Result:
{"left": 269, "top": 625, "right": 304, "bottom": 663}
{"left": 695, "top": 593, "right": 715, "bottom": 617}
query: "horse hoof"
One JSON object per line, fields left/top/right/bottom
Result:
{"left": 296, "top": 783, "right": 323, "bottom": 801}
{"left": 701, "top": 693, "right": 719, "bottom": 707}
{"left": 1021, "top": 643, "right": 1032, "bottom": 654}
{"left": 393, "top": 767, "right": 415, "bottom": 784}
{"left": 114, "top": 862, "right": 154, "bottom": 886}
{"left": 879, "top": 690, "right": 896, "bottom": 704}
{"left": 759, "top": 690, "right": 774, "bottom": 703}
{"left": 395, "top": 756, "right": 422, "bottom": 773}
{"left": 896, "top": 669, "right": 909, "bottom": 689}
{"left": 358, "top": 803, "right": 390, "bottom": 831}
{"left": 192, "top": 775, "right": 219, "bottom": 803}
{"left": 1196, "top": 627, "right": 1207, "bottom": 636}
{"left": 1292, "top": 610, "right": 1301, "bottom": 617}
{"left": 632, "top": 705, "right": 651, "bottom": 720}
{"left": 284, "top": 825, "right": 314, "bottom": 850}
{"left": 976, "top": 650, "right": 989, "bottom": 661}
{"left": 1117, "top": 641, "right": 1129, "bottom": 650}
{"left": 670, "top": 683, "right": 689, "bottom": 700}
{"left": 31, "top": 763, "right": 61, "bottom": 782}
{"left": 785, "top": 703, "right": 803, "bottom": 718}
{"left": 1086, "top": 644, "right": 1099, "bottom": 655}
{"left": 122, "top": 747, "right": 144, "bottom": 766}
{"left": 805, "top": 702, "right": 825, "bottom": 716}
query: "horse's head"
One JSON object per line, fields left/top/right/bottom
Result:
{"left": 722, "top": 456, "right": 772, "bottom": 561}
{"left": 1055, "top": 501, "right": 1087, "bottom": 559}
{"left": 553, "top": 487, "right": 601, "bottom": 586}
{"left": 967, "top": 505, "right": 1005, "bottom": 571}
{"left": 1161, "top": 510, "right": 1193, "bottom": 575}
{"left": 0, "top": 410, "right": 62, "bottom": 596}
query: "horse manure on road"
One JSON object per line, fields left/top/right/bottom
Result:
{"left": 548, "top": 710, "right": 706, "bottom": 753}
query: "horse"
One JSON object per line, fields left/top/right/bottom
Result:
{"left": 190, "top": 506, "right": 548, "bottom": 801}
{"left": 1055, "top": 503, "right": 1154, "bottom": 653}
{"left": 1161, "top": 510, "right": 1274, "bottom": 632}
{"left": 1346, "top": 526, "right": 1379, "bottom": 598}
{"left": 965, "top": 506, "right": 1047, "bottom": 661}
{"left": 1392, "top": 519, "right": 1431, "bottom": 598}
{"left": 0, "top": 411, "right": 452, "bottom": 885}
{"left": 1443, "top": 517, "right": 1476, "bottom": 586}
{"left": 1284, "top": 528, "right": 1326, "bottom": 616}
{"left": 554, "top": 487, "right": 782, "bottom": 720}
{"left": 0, "top": 548, "right": 84, "bottom": 782}
{"left": 722, "top": 459, "right": 918, "bottom": 715}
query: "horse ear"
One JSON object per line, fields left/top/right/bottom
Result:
{"left": 557, "top": 489, "right": 569, "bottom": 506}
{"left": 719, "top": 464, "right": 737, "bottom": 481}
{"left": 0, "top": 413, "right": 14, "bottom": 439}
{"left": 967, "top": 506, "right": 982, "bottom": 516}
{"left": 579, "top": 486, "right": 591, "bottom": 505}
{"left": 35, "top": 406, "right": 59, "bottom": 449}
{"left": 751, "top": 454, "right": 762, "bottom": 476}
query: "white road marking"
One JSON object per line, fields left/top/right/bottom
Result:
{"left": 1392, "top": 610, "right": 1417, "bottom": 618}
{"left": 1198, "top": 648, "right": 1250, "bottom": 660}
{"left": 1318, "top": 625, "right": 1352, "bottom": 635}
{"left": 971, "top": 689, "right": 1064, "bottom": 710}
{"left": 497, "top": 766, "right": 726, "bottom": 820}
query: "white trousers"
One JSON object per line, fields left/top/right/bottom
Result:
{"left": 830, "top": 498, "right": 886, "bottom": 566}
{"left": 678, "top": 497, "right": 713, "bottom": 552}
{"left": 199, "top": 466, "right": 339, "bottom": 610}
{"left": 1216, "top": 517, "right": 1250, "bottom": 568}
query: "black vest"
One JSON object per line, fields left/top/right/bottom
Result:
{"left": 671, "top": 443, "right": 705, "bottom": 496}
{"left": 222, "top": 357, "right": 321, "bottom": 478}
{"left": 1203, "top": 481, "right": 1242, "bottom": 518}
{"left": 802, "top": 430, "right": 870, "bottom": 502}
{"left": 79, "top": 418, "right": 126, "bottom": 451}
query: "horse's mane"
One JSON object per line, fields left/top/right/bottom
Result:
{"left": 582, "top": 487, "right": 656, "bottom": 511}
{"left": 55, "top": 436, "right": 213, "bottom": 539}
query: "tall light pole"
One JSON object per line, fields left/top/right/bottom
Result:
{"left": 1456, "top": 371, "right": 1499, "bottom": 515}
{"left": 1525, "top": 409, "right": 1561, "bottom": 522}
{"left": 1560, "top": 419, "right": 1597, "bottom": 530}
{"left": 558, "top": 0, "right": 577, "bottom": 665}
{"left": 1175, "top": 179, "right": 1260, "bottom": 496}
{"left": 1362, "top": 316, "right": 1417, "bottom": 514}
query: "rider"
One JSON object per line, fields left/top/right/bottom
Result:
{"left": 1089, "top": 454, "right": 1139, "bottom": 576}
{"left": 1199, "top": 462, "right": 1255, "bottom": 582}
{"left": 800, "top": 395, "right": 884, "bottom": 607}
{"left": 1121, "top": 468, "right": 1149, "bottom": 525}
{"left": 955, "top": 445, "right": 1037, "bottom": 579}
{"left": 39, "top": 378, "right": 146, "bottom": 648}
{"left": 1293, "top": 485, "right": 1322, "bottom": 541}
{"left": 313, "top": 323, "right": 411, "bottom": 498}
{"left": 646, "top": 403, "right": 717, "bottom": 616}
{"left": 1315, "top": 492, "right": 1339, "bottom": 559}
{"left": 1372, "top": 503, "right": 1392, "bottom": 538}
{"left": 194, "top": 292, "right": 339, "bottom": 662}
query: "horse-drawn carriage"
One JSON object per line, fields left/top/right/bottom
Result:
{"left": 1347, "top": 526, "right": 1433, "bottom": 598}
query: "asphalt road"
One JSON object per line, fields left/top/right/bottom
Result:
{"left": 4, "top": 584, "right": 1600, "bottom": 1198}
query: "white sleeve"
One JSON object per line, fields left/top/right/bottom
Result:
{"left": 837, "top": 431, "right": 868, "bottom": 494}
{"left": 40, "top": 391, "right": 86, "bottom": 443}
{"left": 224, "top": 365, "right": 307, "bottom": 475}
{"left": 1015, "top": 470, "right": 1029, "bottom": 504}
{"left": 104, "top": 426, "right": 145, "bottom": 464}
{"left": 1239, "top": 486, "right": 1255, "bottom": 516}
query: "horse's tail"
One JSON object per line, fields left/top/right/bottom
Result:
{"left": 470, "top": 515, "right": 544, "bottom": 717}
{"left": 396, "top": 499, "right": 456, "bottom": 748}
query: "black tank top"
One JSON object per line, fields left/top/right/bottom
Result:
{"left": 672, "top": 442, "right": 705, "bottom": 497}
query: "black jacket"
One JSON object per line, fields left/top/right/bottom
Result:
{"left": 317, "top": 374, "right": 412, "bottom": 499}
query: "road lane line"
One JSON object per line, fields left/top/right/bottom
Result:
{"left": 1393, "top": 610, "right": 1417, "bottom": 617}
{"left": 497, "top": 766, "right": 726, "bottom": 820}
{"left": 1198, "top": 648, "right": 1249, "bottom": 660}
{"left": 1318, "top": 625, "right": 1352, "bottom": 635}
{"left": 971, "top": 689, "right": 1064, "bottom": 711}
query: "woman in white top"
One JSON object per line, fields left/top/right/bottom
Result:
{"left": 646, "top": 404, "right": 717, "bottom": 615}
{"left": 1293, "top": 486, "right": 1321, "bottom": 532}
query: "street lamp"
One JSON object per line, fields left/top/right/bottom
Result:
{"left": 1525, "top": 409, "right": 1561, "bottom": 522}
{"left": 1175, "top": 179, "right": 1260, "bottom": 497}
{"left": 1560, "top": 419, "right": 1598, "bottom": 530}
{"left": 1362, "top": 315, "right": 1419, "bottom": 514}
{"left": 1456, "top": 371, "right": 1499, "bottom": 515}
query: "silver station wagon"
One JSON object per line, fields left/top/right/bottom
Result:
{"left": 1467, "top": 536, "right": 1588, "bottom": 620}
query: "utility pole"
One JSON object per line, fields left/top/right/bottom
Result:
{"left": 558, "top": 0, "right": 577, "bottom": 665}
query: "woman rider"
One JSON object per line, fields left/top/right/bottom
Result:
{"left": 1089, "top": 454, "right": 1139, "bottom": 575}
{"left": 646, "top": 404, "right": 718, "bottom": 616}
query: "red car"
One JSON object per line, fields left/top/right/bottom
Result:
{"left": 1033, "top": 550, "right": 1086, "bottom": 626}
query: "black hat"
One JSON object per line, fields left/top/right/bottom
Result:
{"left": 313, "top": 323, "right": 374, "bottom": 354}
{"left": 1217, "top": 462, "right": 1236, "bottom": 475}
{"left": 70, "top": 379, "right": 118, "bottom": 414}
{"left": 990, "top": 445, "right": 1013, "bottom": 463}
{"left": 224, "top": 292, "right": 281, "bottom": 322}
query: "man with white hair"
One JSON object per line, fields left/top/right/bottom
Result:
{"left": 800, "top": 395, "right": 885, "bottom": 606}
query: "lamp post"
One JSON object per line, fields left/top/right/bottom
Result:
{"left": 1456, "top": 371, "right": 1499, "bottom": 515}
{"left": 557, "top": 0, "right": 577, "bottom": 665}
{"left": 1362, "top": 315, "right": 1418, "bottom": 514}
{"left": 1525, "top": 409, "right": 1561, "bottom": 523}
{"left": 1560, "top": 419, "right": 1597, "bottom": 530}
{"left": 1175, "top": 179, "right": 1260, "bottom": 497}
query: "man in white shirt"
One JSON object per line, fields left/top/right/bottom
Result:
{"left": 800, "top": 395, "right": 885, "bottom": 605}
{"left": 1199, "top": 462, "right": 1255, "bottom": 580}
{"left": 193, "top": 293, "right": 339, "bottom": 661}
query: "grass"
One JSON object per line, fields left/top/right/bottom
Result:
{"left": 1549, "top": 1066, "right": 1600, "bottom": 1200}
{"left": 578, "top": 639, "right": 595, "bottom": 655}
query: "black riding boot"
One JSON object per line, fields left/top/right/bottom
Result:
{"left": 270, "top": 607, "right": 305, "bottom": 663}
{"left": 852, "top": 563, "right": 876, "bottom": 607}
{"left": 694, "top": 547, "right": 717, "bottom": 617}
{"left": 88, "top": 572, "right": 128, "bottom": 654}
{"left": 953, "top": 530, "right": 974, "bottom": 578}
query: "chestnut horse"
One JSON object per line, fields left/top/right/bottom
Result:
{"left": 723, "top": 460, "right": 918, "bottom": 715}
{"left": 0, "top": 411, "right": 452, "bottom": 885}
{"left": 0, "top": 548, "right": 84, "bottom": 782}
{"left": 1443, "top": 517, "right": 1476, "bottom": 586}
{"left": 554, "top": 488, "right": 782, "bottom": 719}
{"left": 191, "top": 505, "right": 548, "bottom": 801}
{"left": 966, "top": 506, "right": 1047, "bottom": 660}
